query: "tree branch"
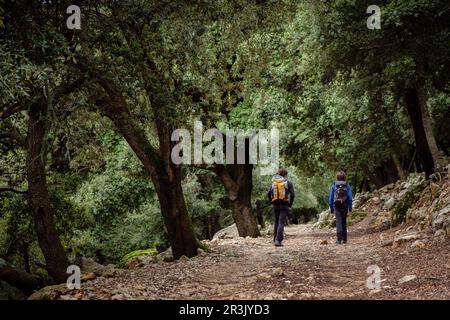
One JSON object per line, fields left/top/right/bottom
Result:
{"left": 0, "top": 103, "right": 26, "bottom": 121}
{"left": 0, "top": 126, "right": 27, "bottom": 148}
{"left": 0, "top": 186, "right": 28, "bottom": 194}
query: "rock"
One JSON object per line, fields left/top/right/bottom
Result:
{"left": 383, "top": 198, "right": 396, "bottom": 210}
{"left": 388, "top": 233, "right": 420, "bottom": 248}
{"left": 59, "top": 294, "right": 76, "bottom": 300}
{"left": 391, "top": 240, "right": 401, "bottom": 249}
{"left": 197, "top": 248, "right": 207, "bottom": 256}
{"left": 209, "top": 238, "right": 219, "bottom": 247}
{"left": 272, "top": 267, "right": 284, "bottom": 277}
{"left": 434, "top": 229, "right": 446, "bottom": 238}
{"left": 213, "top": 223, "right": 239, "bottom": 240}
{"left": 320, "top": 239, "right": 328, "bottom": 245}
{"left": 118, "top": 249, "right": 157, "bottom": 269}
{"left": 264, "top": 293, "right": 283, "bottom": 300}
{"left": 125, "top": 254, "right": 156, "bottom": 269}
{"left": 432, "top": 207, "right": 450, "bottom": 230}
{"left": 369, "top": 289, "right": 382, "bottom": 295}
{"left": 256, "top": 272, "right": 271, "bottom": 280}
{"left": 81, "top": 272, "right": 96, "bottom": 282}
{"left": 411, "top": 240, "right": 426, "bottom": 249}
{"left": 111, "top": 294, "right": 131, "bottom": 300}
{"left": 81, "top": 257, "right": 116, "bottom": 276}
{"left": 0, "top": 280, "right": 27, "bottom": 300}
{"left": 398, "top": 275, "right": 417, "bottom": 285}
{"left": 27, "top": 284, "right": 69, "bottom": 300}
{"left": 179, "top": 255, "right": 190, "bottom": 262}
{"left": 430, "top": 183, "right": 440, "bottom": 197}
{"left": 315, "top": 209, "right": 336, "bottom": 228}
{"left": 156, "top": 248, "right": 174, "bottom": 263}
{"left": 372, "top": 197, "right": 381, "bottom": 205}
{"left": 379, "top": 183, "right": 395, "bottom": 193}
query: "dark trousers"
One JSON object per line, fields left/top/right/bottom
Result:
{"left": 334, "top": 206, "right": 348, "bottom": 242}
{"left": 273, "top": 204, "right": 289, "bottom": 242}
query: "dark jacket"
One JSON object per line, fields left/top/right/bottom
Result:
{"left": 329, "top": 181, "right": 353, "bottom": 212}
{"left": 267, "top": 175, "right": 295, "bottom": 207}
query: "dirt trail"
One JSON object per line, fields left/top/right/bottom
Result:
{"left": 63, "top": 224, "right": 450, "bottom": 300}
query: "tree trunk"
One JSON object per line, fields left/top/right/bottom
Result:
{"left": 214, "top": 163, "right": 260, "bottom": 237}
{"left": 94, "top": 83, "right": 199, "bottom": 259}
{"left": 392, "top": 154, "right": 405, "bottom": 181}
{"left": 26, "top": 100, "right": 69, "bottom": 283}
{"left": 153, "top": 172, "right": 198, "bottom": 258}
{"left": 0, "top": 259, "right": 43, "bottom": 295}
{"left": 404, "top": 87, "right": 435, "bottom": 178}
{"left": 404, "top": 67, "right": 446, "bottom": 177}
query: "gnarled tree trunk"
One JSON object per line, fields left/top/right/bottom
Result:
{"left": 404, "top": 66, "right": 446, "bottom": 177}
{"left": 94, "top": 79, "right": 199, "bottom": 259}
{"left": 26, "top": 99, "right": 69, "bottom": 283}
{"left": 214, "top": 163, "right": 260, "bottom": 237}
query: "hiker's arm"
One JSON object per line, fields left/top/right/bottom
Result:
{"left": 289, "top": 182, "right": 295, "bottom": 207}
{"left": 329, "top": 183, "right": 334, "bottom": 212}
{"left": 267, "top": 187, "right": 272, "bottom": 202}
{"left": 347, "top": 184, "right": 353, "bottom": 212}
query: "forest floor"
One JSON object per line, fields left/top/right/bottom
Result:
{"left": 60, "top": 222, "right": 450, "bottom": 300}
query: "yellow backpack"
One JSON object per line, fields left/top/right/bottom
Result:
{"left": 271, "top": 178, "right": 289, "bottom": 203}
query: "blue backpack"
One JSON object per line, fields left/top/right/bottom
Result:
{"left": 334, "top": 181, "right": 348, "bottom": 207}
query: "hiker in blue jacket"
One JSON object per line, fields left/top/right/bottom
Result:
{"left": 329, "top": 171, "right": 353, "bottom": 244}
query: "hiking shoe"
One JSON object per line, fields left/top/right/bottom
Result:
{"left": 342, "top": 240, "right": 347, "bottom": 244}
{"left": 274, "top": 240, "right": 283, "bottom": 247}
{"left": 336, "top": 240, "right": 342, "bottom": 244}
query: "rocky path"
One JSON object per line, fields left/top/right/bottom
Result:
{"left": 58, "top": 223, "right": 450, "bottom": 300}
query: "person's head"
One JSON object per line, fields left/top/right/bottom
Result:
{"left": 336, "top": 171, "right": 347, "bottom": 182}
{"left": 277, "top": 168, "right": 288, "bottom": 177}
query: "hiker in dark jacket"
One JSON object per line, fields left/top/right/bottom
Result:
{"left": 329, "top": 171, "right": 353, "bottom": 244}
{"left": 267, "top": 168, "right": 295, "bottom": 247}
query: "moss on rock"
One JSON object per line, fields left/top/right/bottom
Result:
{"left": 118, "top": 248, "right": 157, "bottom": 269}
{"left": 392, "top": 182, "right": 427, "bottom": 227}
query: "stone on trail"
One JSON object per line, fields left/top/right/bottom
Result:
{"left": 179, "top": 255, "right": 190, "bottom": 262}
{"left": 81, "top": 272, "right": 96, "bottom": 282}
{"left": 213, "top": 223, "right": 239, "bottom": 240}
{"left": 398, "top": 275, "right": 417, "bottom": 285}
{"left": 410, "top": 240, "right": 426, "bottom": 249}
{"left": 272, "top": 267, "right": 284, "bottom": 277}
{"left": 320, "top": 239, "right": 328, "bottom": 245}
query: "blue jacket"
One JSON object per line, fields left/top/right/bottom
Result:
{"left": 329, "top": 181, "right": 353, "bottom": 211}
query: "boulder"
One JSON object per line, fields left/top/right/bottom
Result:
{"left": 315, "top": 209, "right": 336, "bottom": 228}
{"left": 156, "top": 248, "right": 174, "bottom": 263}
{"left": 81, "top": 257, "right": 117, "bottom": 276}
{"left": 213, "top": 223, "right": 239, "bottom": 240}
{"left": 27, "top": 284, "right": 70, "bottom": 300}
{"left": 117, "top": 249, "right": 157, "bottom": 269}
{"left": 383, "top": 197, "right": 396, "bottom": 210}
